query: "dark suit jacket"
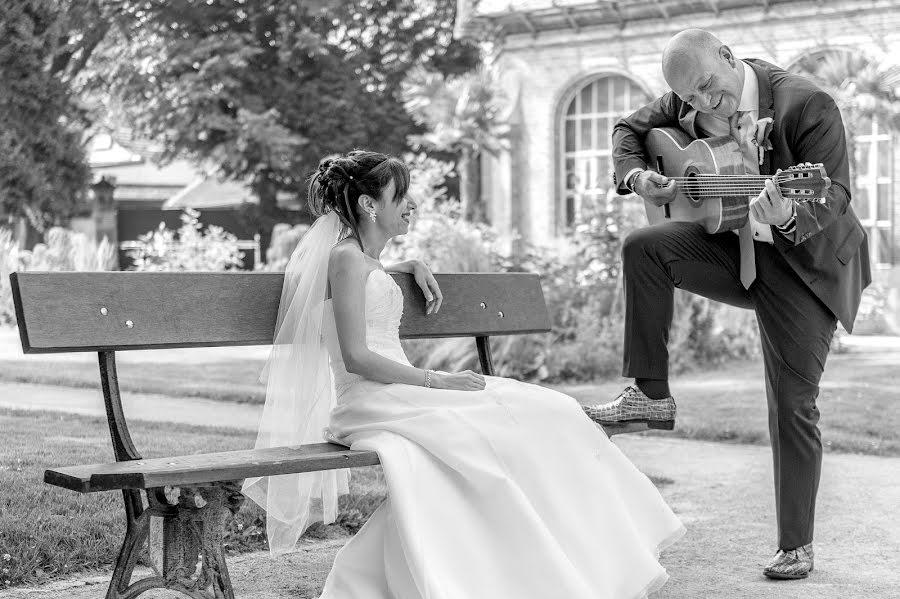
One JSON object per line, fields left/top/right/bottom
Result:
{"left": 612, "top": 58, "right": 871, "bottom": 332}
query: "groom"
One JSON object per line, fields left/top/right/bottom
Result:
{"left": 584, "top": 29, "right": 871, "bottom": 578}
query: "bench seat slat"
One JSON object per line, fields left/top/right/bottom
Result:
{"left": 44, "top": 443, "right": 381, "bottom": 493}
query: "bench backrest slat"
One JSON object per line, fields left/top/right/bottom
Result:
{"left": 11, "top": 271, "right": 550, "bottom": 353}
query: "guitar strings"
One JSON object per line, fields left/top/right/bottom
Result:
{"left": 654, "top": 173, "right": 823, "bottom": 197}
{"left": 666, "top": 175, "right": 810, "bottom": 181}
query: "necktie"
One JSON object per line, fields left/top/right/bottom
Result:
{"left": 729, "top": 110, "right": 757, "bottom": 289}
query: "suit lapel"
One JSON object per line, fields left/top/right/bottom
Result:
{"left": 748, "top": 60, "right": 775, "bottom": 175}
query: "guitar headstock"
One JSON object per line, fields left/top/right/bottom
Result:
{"left": 777, "top": 162, "right": 830, "bottom": 203}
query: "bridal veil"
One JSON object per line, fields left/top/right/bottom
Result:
{"left": 241, "top": 210, "right": 349, "bottom": 555}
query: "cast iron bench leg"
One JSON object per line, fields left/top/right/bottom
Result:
{"left": 106, "top": 483, "right": 244, "bottom": 599}
{"left": 107, "top": 489, "right": 165, "bottom": 599}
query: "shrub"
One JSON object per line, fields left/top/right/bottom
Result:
{"left": 262, "top": 223, "right": 309, "bottom": 272}
{"left": 268, "top": 155, "right": 761, "bottom": 382}
{"left": 388, "top": 171, "right": 761, "bottom": 381}
{"left": 383, "top": 154, "right": 498, "bottom": 272}
{"left": 127, "top": 208, "right": 244, "bottom": 272}
{"left": 851, "top": 281, "right": 897, "bottom": 335}
{"left": 0, "top": 227, "right": 117, "bottom": 326}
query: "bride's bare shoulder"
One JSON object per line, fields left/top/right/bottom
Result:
{"left": 329, "top": 240, "right": 370, "bottom": 278}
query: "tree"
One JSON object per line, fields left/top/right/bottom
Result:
{"left": 0, "top": 0, "right": 187, "bottom": 232}
{"left": 83, "top": 0, "right": 478, "bottom": 250}
{"left": 401, "top": 65, "right": 509, "bottom": 223}
{"left": 794, "top": 50, "right": 900, "bottom": 190}
{"left": 0, "top": 1, "right": 94, "bottom": 231}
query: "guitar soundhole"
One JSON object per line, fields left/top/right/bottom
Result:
{"left": 685, "top": 166, "right": 702, "bottom": 206}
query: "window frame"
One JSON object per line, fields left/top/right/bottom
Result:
{"left": 855, "top": 118, "right": 895, "bottom": 268}
{"left": 556, "top": 74, "right": 649, "bottom": 235}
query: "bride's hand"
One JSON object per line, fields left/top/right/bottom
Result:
{"left": 412, "top": 261, "right": 443, "bottom": 315}
{"left": 432, "top": 370, "right": 486, "bottom": 391}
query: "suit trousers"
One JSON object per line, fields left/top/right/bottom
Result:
{"left": 622, "top": 221, "right": 837, "bottom": 549}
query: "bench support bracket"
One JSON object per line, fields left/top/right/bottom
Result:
{"left": 107, "top": 483, "right": 245, "bottom": 599}
{"left": 98, "top": 351, "right": 245, "bottom": 598}
{"left": 476, "top": 336, "right": 495, "bottom": 376}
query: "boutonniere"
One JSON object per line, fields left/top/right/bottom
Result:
{"left": 751, "top": 117, "right": 774, "bottom": 165}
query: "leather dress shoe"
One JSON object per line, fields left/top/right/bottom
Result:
{"left": 763, "top": 543, "right": 814, "bottom": 579}
{"left": 582, "top": 384, "right": 675, "bottom": 430}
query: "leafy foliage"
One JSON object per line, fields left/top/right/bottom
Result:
{"left": 126, "top": 208, "right": 244, "bottom": 271}
{"left": 383, "top": 154, "right": 498, "bottom": 271}
{"left": 850, "top": 281, "right": 900, "bottom": 335}
{"left": 0, "top": 1, "right": 93, "bottom": 229}
{"left": 262, "top": 223, "right": 311, "bottom": 272}
{"left": 0, "top": 227, "right": 116, "bottom": 326}
{"left": 401, "top": 65, "right": 510, "bottom": 221}
{"left": 83, "top": 0, "right": 479, "bottom": 238}
{"left": 387, "top": 163, "right": 761, "bottom": 381}
{"left": 793, "top": 50, "right": 900, "bottom": 189}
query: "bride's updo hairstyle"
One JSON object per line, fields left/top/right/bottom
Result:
{"left": 307, "top": 150, "right": 410, "bottom": 248}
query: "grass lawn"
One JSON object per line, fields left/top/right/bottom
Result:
{"left": 0, "top": 408, "right": 385, "bottom": 589}
{"left": 3, "top": 348, "right": 898, "bottom": 457}
{"left": 558, "top": 349, "right": 900, "bottom": 457}
{"left": 0, "top": 359, "right": 267, "bottom": 404}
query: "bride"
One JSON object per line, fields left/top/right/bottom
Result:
{"left": 242, "top": 150, "right": 685, "bottom": 598}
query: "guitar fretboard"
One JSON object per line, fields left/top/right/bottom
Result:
{"left": 667, "top": 174, "right": 799, "bottom": 197}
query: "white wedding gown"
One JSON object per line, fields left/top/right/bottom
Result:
{"left": 318, "top": 269, "right": 685, "bottom": 599}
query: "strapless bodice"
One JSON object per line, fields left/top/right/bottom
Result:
{"left": 323, "top": 269, "right": 411, "bottom": 396}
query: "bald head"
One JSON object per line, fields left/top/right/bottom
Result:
{"left": 661, "top": 29, "right": 745, "bottom": 118}
{"left": 662, "top": 29, "right": 726, "bottom": 82}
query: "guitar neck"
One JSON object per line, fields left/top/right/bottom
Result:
{"left": 669, "top": 175, "right": 773, "bottom": 197}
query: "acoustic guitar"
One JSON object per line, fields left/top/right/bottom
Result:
{"left": 642, "top": 127, "right": 830, "bottom": 233}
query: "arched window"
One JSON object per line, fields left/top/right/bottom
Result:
{"left": 558, "top": 75, "right": 648, "bottom": 233}
{"left": 791, "top": 49, "right": 896, "bottom": 267}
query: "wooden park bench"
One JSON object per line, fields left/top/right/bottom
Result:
{"left": 10, "top": 270, "right": 646, "bottom": 599}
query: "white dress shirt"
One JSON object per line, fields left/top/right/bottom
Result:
{"left": 696, "top": 61, "right": 774, "bottom": 243}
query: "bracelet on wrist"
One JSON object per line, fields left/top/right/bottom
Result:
{"left": 626, "top": 170, "right": 643, "bottom": 193}
{"left": 424, "top": 369, "right": 433, "bottom": 388}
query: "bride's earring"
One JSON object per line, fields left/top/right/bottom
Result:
{"left": 368, "top": 210, "right": 377, "bottom": 222}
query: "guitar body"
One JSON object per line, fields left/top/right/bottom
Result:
{"left": 643, "top": 127, "right": 750, "bottom": 233}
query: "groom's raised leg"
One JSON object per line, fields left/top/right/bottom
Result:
{"left": 622, "top": 221, "right": 752, "bottom": 381}
{"left": 585, "top": 221, "right": 752, "bottom": 428}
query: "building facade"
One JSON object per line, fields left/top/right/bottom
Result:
{"left": 83, "top": 131, "right": 271, "bottom": 269}
{"left": 460, "top": 0, "right": 900, "bottom": 296}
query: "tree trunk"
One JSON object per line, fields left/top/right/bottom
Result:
{"left": 250, "top": 171, "right": 280, "bottom": 264}
{"left": 459, "top": 149, "right": 485, "bottom": 222}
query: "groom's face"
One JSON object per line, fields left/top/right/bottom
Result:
{"left": 665, "top": 45, "right": 744, "bottom": 118}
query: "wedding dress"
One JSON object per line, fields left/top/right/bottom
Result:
{"left": 315, "top": 267, "right": 685, "bottom": 599}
